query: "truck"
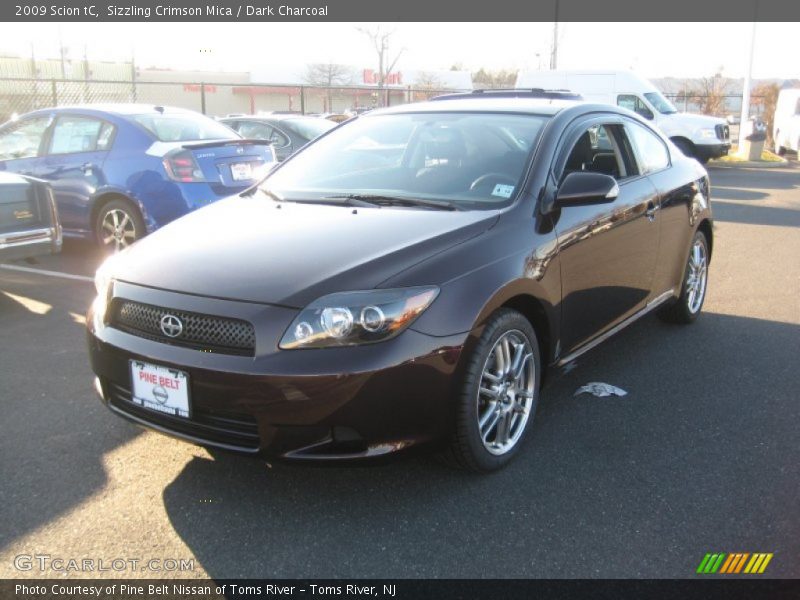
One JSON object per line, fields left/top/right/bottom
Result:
{"left": 515, "top": 70, "right": 731, "bottom": 163}
{"left": 773, "top": 88, "right": 800, "bottom": 155}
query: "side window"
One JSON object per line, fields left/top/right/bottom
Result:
{"left": 268, "top": 127, "right": 290, "bottom": 147}
{"left": 563, "top": 124, "right": 627, "bottom": 180}
{"left": 96, "top": 122, "right": 115, "bottom": 151}
{"left": 0, "top": 117, "right": 51, "bottom": 161}
{"left": 49, "top": 116, "right": 112, "bottom": 155}
{"left": 238, "top": 121, "right": 272, "bottom": 140}
{"left": 625, "top": 122, "right": 670, "bottom": 174}
{"left": 617, "top": 95, "right": 653, "bottom": 120}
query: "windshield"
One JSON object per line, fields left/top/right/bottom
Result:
{"left": 283, "top": 117, "right": 336, "bottom": 140}
{"left": 644, "top": 92, "right": 678, "bottom": 115}
{"left": 132, "top": 113, "right": 239, "bottom": 142}
{"left": 262, "top": 112, "right": 548, "bottom": 209}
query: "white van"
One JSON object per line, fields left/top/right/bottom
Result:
{"left": 515, "top": 70, "right": 731, "bottom": 163}
{"left": 773, "top": 88, "right": 800, "bottom": 155}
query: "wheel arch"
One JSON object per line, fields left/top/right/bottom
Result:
{"left": 499, "top": 294, "right": 552, "bottom": 378}
{"left": 696, "top": 218, "right": 713, "bottom": 262}
{"left": 670, "top": 136, "right": 696, "bottom": 154}
{"left": 90, "top": 192, "right": 144, "bottom": 238}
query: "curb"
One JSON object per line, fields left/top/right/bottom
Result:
{"left": 707, "top": 159, "right": 792, "bottom": 169}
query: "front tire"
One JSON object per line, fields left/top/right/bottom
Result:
{"left": 95, "top": 199, "right": 145, "bottom": 253}
{"left": 658, "top": 231, "right": 709, "bottom": 324}
{"left": 443, "top": 308, "right": 541, "bottom": 472}
{"left": 672, "top": 138, "right": 696, "bottom": 160}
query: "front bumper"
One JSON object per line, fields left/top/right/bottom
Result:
{"left": 695, "top": 142, "right": 731, "bottom": 161}
{"left": 87, "top": 281, "right": 467, "bottom": 460}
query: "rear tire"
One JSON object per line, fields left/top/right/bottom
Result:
{"left": 658, "top": 230, "right": 709, "bottom": 324}
{"left": 95, "top": 198, "right": 145, "bottom": 253}
{"left": 442, "top": 308, "right": 541, "bottom": 473}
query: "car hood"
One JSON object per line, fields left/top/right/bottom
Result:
{"left": 662, "top": 112, "right": 726, "bottom": 129}
{"left": 110, "top": 194, "right": 498, "bottom": 307}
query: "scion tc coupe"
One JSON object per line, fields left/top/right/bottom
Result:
{"left": 87, "top": 91, "right": 712, "bottom": 472}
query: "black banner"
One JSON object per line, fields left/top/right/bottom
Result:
{"left": 2, "top": 579, "right": 800, "bottom": 600}
{"left": 3, "top": 0, "right": 800, "bottom": 22}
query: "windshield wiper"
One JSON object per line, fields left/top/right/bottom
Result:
{"left": 324, "top": 194, "right": 461, "bottom": 211}
{"left": 257, "top": 188, "right": 285, "bottom": 202}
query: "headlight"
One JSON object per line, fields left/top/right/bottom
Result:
{"left": 92, "top": 256, "right": 117, "bottom": 329}
{"left": 279, "top": 286, "right": 439, "bottom": 349}
{"left": 699, "top": 128, "right": 717, "bottom": 139}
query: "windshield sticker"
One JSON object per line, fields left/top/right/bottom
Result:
{"left": 491, "top": 184, "right": 515, "bottom": 198}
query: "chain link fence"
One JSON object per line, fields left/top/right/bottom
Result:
{"left": 0, "top": 77, "right": 468, "bottom": 123}
{"left": 0, "top": 77, "right": 767, "bottom": 130}
{"left": 663, "top": 93, "right": 766, "bottom": 119}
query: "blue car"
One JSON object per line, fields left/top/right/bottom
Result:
{"left": 0, "top": 105, "right": 276, "bottom": 251}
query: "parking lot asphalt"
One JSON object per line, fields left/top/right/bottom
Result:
{"left": 0, "top": 162, "right": 798, "bottom": 579}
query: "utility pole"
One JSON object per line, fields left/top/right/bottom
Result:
{"left": 550, "top": 0, "right": 560, "bottom": 70}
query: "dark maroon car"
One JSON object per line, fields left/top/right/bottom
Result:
{"left": 87, "top": 91, "right": 712, "bottom": 472}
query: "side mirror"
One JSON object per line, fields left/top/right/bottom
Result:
{"left": 637, "top": 106, "right": 655, "bottom": 120}
{"left": 555, "top": 172, "right": 619, "bottom": 208}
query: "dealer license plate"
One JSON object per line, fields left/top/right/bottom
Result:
{"left": 230, "top": 162, "right": 254, "bottom": 181}
{"left": 130, "top": 360, "right": 190, "bottom": 418}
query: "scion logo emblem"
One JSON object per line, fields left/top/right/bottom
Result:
{"left": 160, "top": 314, "right": 184, "bottom": 338}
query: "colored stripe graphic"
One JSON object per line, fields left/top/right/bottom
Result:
{"left": 710, "top": 553, "right": 726, "bottom": 573}
{"left": 734, "top": 553, "right": 750, "bottom": 573}
{"left": 719, "top": 554, "right": 736, "bottom": 573}
{"left": 696, "top": 554, "right": 712, "bottom": 573}
{"left": 699, "top": 552, "right": 773, "bottom": 574}
{"left": 758, "top": 554, "right": 774, "bottom": 573}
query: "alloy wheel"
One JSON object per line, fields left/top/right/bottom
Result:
{"left": 686, "top": 238, "right": 708, "bottom": 314}
{"left": 101, "top": 208, "right": 137, "bottom": 252}
{"left": 476, "top": 329, "right": 536, "bottom": 456}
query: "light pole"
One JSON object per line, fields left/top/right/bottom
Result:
{"left": 550, "top": 0, "right": 560, "bottom": 70}
{"left": 737, "top": 19, "right": 757, "bottom": 152}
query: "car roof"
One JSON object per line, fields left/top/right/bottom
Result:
{"left": 367, "top": 97, "right": 582, "bottom": 117}
{"left": 23, "top": 104, "right": 201, "bottom": 118}
{"left": 222, "top": 114, "right": 315, "bottom": 122}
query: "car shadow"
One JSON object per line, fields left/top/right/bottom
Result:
{"left": 161, "top": 311, "right": 800, "bottom": 578}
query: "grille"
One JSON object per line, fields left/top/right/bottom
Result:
{"left": 715, "top": 124, "right": 730, "bottom": 141}
{"left": 106, "top": 381, "right": 260, "bottom": 451}
{"left": 110, "top": 299, "right": 256, "bottom": 356}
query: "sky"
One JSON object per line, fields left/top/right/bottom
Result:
{"left": 0, "top": 22, "right": 797, "bottom": 80}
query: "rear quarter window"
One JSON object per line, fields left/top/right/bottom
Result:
{"left": 132, "top": 113, "right": 239, "bottom": 142}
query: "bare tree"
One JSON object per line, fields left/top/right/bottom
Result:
{"left": 472, "top": 68, "right": 517, "bottom": 89}
{"left": 751, "top": 82, "right": 780, "bottom": 147}
{"left": 357, "top": 26, "right": 404, "bottom": 106}
{"left": 685, "top": 69, "right": 732, "bottom": 117}
{"left": 304, "top": 63, "right": 353, "bottom": 112}
{"left": 410, "top": 71, "right": 445, "bottom": 101}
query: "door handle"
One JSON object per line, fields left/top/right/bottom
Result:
{"left": 645, "top": 202, "right": 659, "bottom": 221}
{"left": 81, "top": 162, "right": 93, "bottom": 174}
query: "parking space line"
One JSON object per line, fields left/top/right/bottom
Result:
{"left": 0, "top": 264, "right": 93, "bottom": 283}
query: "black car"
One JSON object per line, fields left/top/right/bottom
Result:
{"left": 0, "top": 172, "right": 61, "bottom": 262}
{"left": 221, "top": 115, "right": 336, "bottom": 161}
{"left": 87, "top": 95, "right": 712, "bottom": 472}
